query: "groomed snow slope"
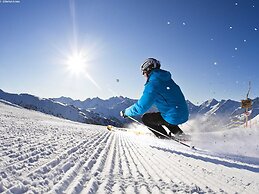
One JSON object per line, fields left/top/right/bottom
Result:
{"left": 1, "top": 102, "right": 259, "bottom": 193}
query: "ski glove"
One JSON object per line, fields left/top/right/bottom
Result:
{"left": 120, "top": 110, "right": 127, "bottom": 118}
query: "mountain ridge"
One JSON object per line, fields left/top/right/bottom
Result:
{"left": 1, "top": 89, "right": 258, "bottom": 128}
{"left": 0, "top": 89, "right": 120, "bottom": 126}
{"left": 52, "top": 95, "right": 259, "bottom": 128}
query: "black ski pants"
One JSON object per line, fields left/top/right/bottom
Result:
{"left": 141, "top": 112, "right": 183, "bottom": 138}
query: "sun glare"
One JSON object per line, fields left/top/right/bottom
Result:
{"left": 56, "top": 0, "right": 102, "bottom": 90}
{"left": 65, "top": 51, "right": 87, "bottom": 76}
{"left": 59, "top": 47, "right": 102, "bottom": 90}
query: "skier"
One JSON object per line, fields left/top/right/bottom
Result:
{"left": 120, "top": 58, "right": 189, "bottom": 138}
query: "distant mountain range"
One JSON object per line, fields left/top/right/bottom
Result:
{"left": 1, "top": 89, "right": 258, "bottom": 128}
{"left": 50, "top": 96, "right": 138, "bottom": 123}
{"left": 187, "top": 98, "right": 259, "bottom": 129}
{"left": 0, "top": 89, "right": 119, "bottom": 126}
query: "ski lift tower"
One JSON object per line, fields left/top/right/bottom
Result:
{"left": 241, "top": 81, "right": 252, "bottom": 128}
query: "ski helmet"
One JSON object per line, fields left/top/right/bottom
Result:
{"left": 141, "top": 58, "right": 161, "bottom": 74}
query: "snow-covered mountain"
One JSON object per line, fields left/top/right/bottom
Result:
{"left": 198, "top": 98, "right": 219, "bottom": 115}
{"left": 187, "top": 98, "right": 259, "bottom": 129}
{"left": 53, "top": 96, "right": 259, "bottom": 129}
{"left": 0, "top": 89, "right": 119, "bottom": 126}
{"left": 1, "top": 89, "right": 258, "bottom": 129}
{"left": 51, "top": 96, "right": 138, "bottom": 123}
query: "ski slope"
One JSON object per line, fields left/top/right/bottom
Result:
{"left": 1, "top": 101, "right": 259, "bottom": 193}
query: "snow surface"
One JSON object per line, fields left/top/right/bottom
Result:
{"left": 1, "top": 102, "right": 259, "bottom": 193}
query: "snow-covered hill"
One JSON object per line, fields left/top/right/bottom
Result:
{"left": 250, "top": 114, "right": 259, "bottom": 127}
{"left": 1, "top": 101, "right": 259, "bottom": 193}
{"left": 0, "top": 89, "right": 119, "bottom": 127}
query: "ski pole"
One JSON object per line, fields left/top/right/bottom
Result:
{"left": 127, "top": 116, "right": 170, "bottom": 139}
{"left": 127, "top": 116, "right": 195, "bottom": 149}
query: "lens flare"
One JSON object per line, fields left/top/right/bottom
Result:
{"left": 65, "top": 50, "right": 88, "bottom": 76}
{"left": 56, "top": 0, "right": 102, "bottom": 90}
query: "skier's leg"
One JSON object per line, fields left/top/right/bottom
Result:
{"left": 166, "top": 124, "right": 184, "bottom": 135}
{"left": 141, "top": 112, "right": 169, "bottom": 138}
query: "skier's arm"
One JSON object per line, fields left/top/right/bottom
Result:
{"left": 124, "top": 89, "right": 156, "bottom": 117}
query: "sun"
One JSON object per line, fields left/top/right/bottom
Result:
{"left": 65, "top": 51, "right": 87, "bottom": 76}
{"left": 60, "top": 47, "right": 102, "bottom": 90}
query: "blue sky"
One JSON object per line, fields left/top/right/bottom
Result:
{"left": 0, "top": 0, "right": 258, "bottom": 104}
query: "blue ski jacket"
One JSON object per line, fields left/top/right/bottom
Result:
{"left": 124, "top": 69, "right": 189, "bottom": 125}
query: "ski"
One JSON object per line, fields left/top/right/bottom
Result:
{"left": 170, "top": 135, "right": 195, "bottom": 149}
{"left": 127, "top": 116, "right": 196, "bottom": 150}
